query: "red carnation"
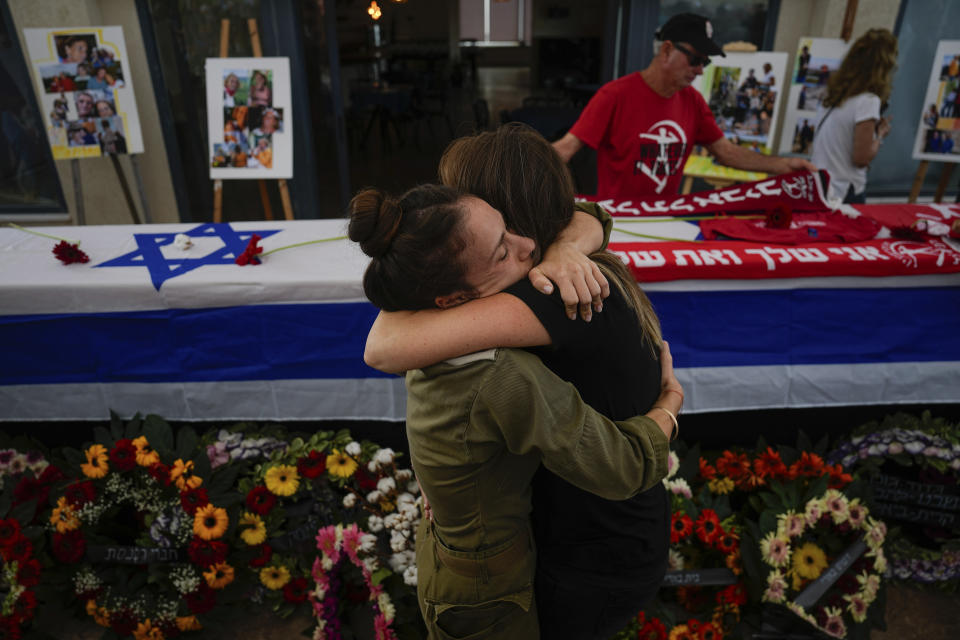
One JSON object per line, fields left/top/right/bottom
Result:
{"left": 110, "top": 608, "right": 138, "bottom": 636}
{"left": 148, "top": 462, "right": 172, "bottom": 485}
{"left": 235, "top": 234, "right": 263, "bottom": 266}
{"left": 109, "top": 438, "right": 137, "bottom": 472}
{"left": 187, "top": 537, "right": 227, "bottom": 567}
{"left": 53, "top": 530, "right": 87, "bottom": 564}
{"left": 354, "top": 466, "right": 379, "bottom": 491}
{"left": 0, "top": 519, "right": 21, "bottom": 546}
{"left": 249, "top": 543, "right": 273, "bottom": 568}
{"left": 65, "top": 480, "right": 97, "bottom": 507}
{"left": 185, "top": 583, "right": 217, "bottom": 614}
{"left": 694, "top": 509, "right": 722, "bottom": 545}
{"left": 670, "top": 512, "right": 693, "bottom": 544}
{"left": 297, "top": 450, "right": 326, "bottom": 479}
{"left": 282, "top": 576, "right": 310, "bottom": 604}
{"left": 1, "top": 534, "right": 32, "bottom": 563}
{"left": 180, "top": 486, "right": 209, "bottom": 516}
{"left": 52, "top": 240, "right": 90, "bottom": 265}
{"left": 16, "top": 558, "right": 42, "bottom": 587}
{"left": 245, "top": 486, "right": 277, "bottom": 515}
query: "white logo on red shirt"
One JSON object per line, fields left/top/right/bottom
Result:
{"left": 637, "top": 120, "right": 688, "bottom": 194}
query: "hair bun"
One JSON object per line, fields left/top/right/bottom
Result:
{"left": 348, "top": 188, "right": 403, "bottom": 258}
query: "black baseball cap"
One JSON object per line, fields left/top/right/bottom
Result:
{"left": 656, "top": 13, "right": 725, "bottom": 57}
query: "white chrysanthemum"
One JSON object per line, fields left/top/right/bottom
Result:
{"left": 378, "top": 593, "right": 396, "bottom": 622}
{"left": 343, "top": 493, "right": 357, "bottom": 508}
{"left": 345, "top": 441, "right": 362, "bottom": 457}
{"left": 403, "top": 565, "right": 418, "bottom": 586}
{"left": 321, "top": 556, "right": 334, "bottom": 571}
{"left": 664, "top": 477, "right": 691, "bottom": 499}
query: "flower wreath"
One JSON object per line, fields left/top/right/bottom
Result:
{"left": 236, "top": 429, "right": 420, "bottom": 621}
{"left": 756, "top": 489, "right": 887, "bottom": 639}
{"left": 826, "top": 411, "right": 960, "bottom": 587}
{"left": 51, "top": 417, "right": 238, "bottom": 638}
{"left": 1, "top": 518, "right": 42, "bottom": 637}
{"left": 311, "top": 523, "right": 398, "bottom": 640}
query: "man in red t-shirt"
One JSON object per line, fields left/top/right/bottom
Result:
{"left": 553, "top": 13, "right": 816, "bottom": 199}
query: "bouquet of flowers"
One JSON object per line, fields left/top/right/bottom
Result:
{"left": 49, "top": 413, "right": 246, "bottom": 637}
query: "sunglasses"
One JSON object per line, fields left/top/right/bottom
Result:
{"left": 673, "top": 43, "right": 711, "bottom": 68}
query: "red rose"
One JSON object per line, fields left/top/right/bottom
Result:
{"left": 52, "top": 240, "right": 90, "bottom": 265}
{"left": 185, "top": 583, "right": 217, "bottom": 614}
{"left": 187, "top": 537, "right": 227, "bottom": 567}
{"left": 53, "top": 531, "right": 87, "bottom": 564}
{"left": 1, "top": 534, "right": 32, "bottom": 563}
{"left": 180, "top": 486, "right": 209, "bottom": 516}
{"left": 354, "top": 466, "right": 379, "bottom": 491}
{"left": 0, "top": 518, "right": 21, "bottom": 546}
{"left": 109, "top": 438, "right": 137, "bottom": 472}
{"left": 282, "top": 577, "right": 310, "bottom": 604}
{"left": 148, "top": 462, "right": 172, "bottom": 485}
{"left": 110, "top": 608, "right": 138, "bottom": 636}
{"left": 65, "top": 480, "right": 97, "bottom": 507}
{"left": 245, "top": 486, "right": 277, "bottom": 515}
{"left": 16, "top": 558, "right": 42, "bottom": 587}
{"left": 297, "top": 450, "right": 326, "bottom": 479}
{"left": 249, "top": 543, "right": 273, "bottom": 568}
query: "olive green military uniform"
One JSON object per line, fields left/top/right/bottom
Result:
{"left": 406, "top": 347, "right": 669, "bottom": 639}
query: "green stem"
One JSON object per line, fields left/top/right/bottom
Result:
{"left": 7, "top": 222, "right": 79, "bottom": 245}
{"left": 260, "top": 235, "right": 347, "bottom": 257}
{"left": 612, "top": 226, "right": 697, "bottom": 243}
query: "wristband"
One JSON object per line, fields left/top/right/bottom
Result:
{"left": 652, "top": 406, "right": 679, "bottom": 440}
{"left": 664, "top": 388, "right": 684, "bottom": 405}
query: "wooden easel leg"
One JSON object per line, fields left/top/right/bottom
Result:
{"left": 935, "top": 163, "right": 956, "bottom": 203}
{"left": 70, "top": 159, "right": 86, "bottom": 225}
{"left": 219, "top": 19, "right": 230, "bottom": 57}
{"left": 909, "top": 161, "right": 930, "bottom": 203}
{"left": 213, "top": 179, "right": 223, "bottom": 222}
{"left": 681, "top": 176, "right": 694, "bottom": 195}
{"left": 278, "top": 179, "right": 294, "bottom": 220}
{"left": 258, "top": 179, "right": 275, "bottom": 220}
{"left": 111, "top": 155, "right": 142, "bottom": 224}
{"left": 130, "top": 156, "right": 153, "bottom": 223}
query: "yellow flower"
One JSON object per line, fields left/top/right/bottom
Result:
{"left": 171, "top": 459, "right": 203, "bottom": 490}
{"left": 793, "top": 541, "right": 829, "bottom": 581}
{"left": 379, "top": 499, "right": 396, "bottom": 513}
{"left": 708, "top": 476, "right": 735, "bottom": 494}
{"left": 264, "top": 464, "right": 300, "bottom": 496}
{"left": 93, "top": 605, "right": 110, "bottom": 627}
{"left": 259, "top": 565, "right": 291, "bottom": 590}
{"left": 133, "top": 619, "right": 164, "bottom": 640}
{"left": 51, "top": 496, "right": 81, "bottom": 533}
{"left": 80, "top": 444, "right": 109, "bottom": 479}
{"left": 326, "top": 450, "right": 358, "bottom": 479}
{"left": 132, "top": 436, "right": 160, "bottom": 467}
{"left": 203, "top": 561, "right": 235, "bottom": 589}
{"left": 176, "top": 616, "right": 202, "bottom": 631}
{"left": 193, "top": 503, "right": 229, "bottom": 540}
{"left": 85, "top": 599, "right": 97, "bottom": 616}
{"left": 239, "top": 511, "right": 267, "bottom": 545}
{"left": 668, "top": 624, "right": 690, "bottom": 640}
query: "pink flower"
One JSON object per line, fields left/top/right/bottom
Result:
{"left": 341, "top": 524, "right": 363, "bottom": 563}
{"left": 315, "top": 525, "right": 340, "bottom": 562}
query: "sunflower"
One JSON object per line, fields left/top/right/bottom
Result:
{"left": 260, "top": 565, "right": 291, "bottom": 590}
{"left": 264, "top": 465, "right": 300, "bottom": 497}
{"left": 707, "top": 476, "right": 734, "bottom": 495}
{"left": 792, "top": 541, "right": 828, "bottom": 581}
{"left": 239, "top": 512, "right": 267, "bottom": 546}
{"left": 132, "top": 436, "right": 160, "bottom": 467}
{"left": 50, "top": 496, "right": 81, "bottom": 533}
{"left": 133, "top": 619, "right": 164, "bottom": 640}
{"left": 80, "top": 444, "right": 109, "bottom": 479}
{"left": 326, "top": 449, "right": 359, "bottom": 479}
{"left": 193, "top": 503, "right": 229, "bottom": 540}
{"left": 203, "top": 561, "right": 235, "bottom": 589}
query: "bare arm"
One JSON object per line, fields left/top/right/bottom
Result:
{"left": 852, "top": 117, "right": 890, "bottom": 168}
{"left": 708, "top": 136, "right": 818, "bottom": 173}
{"left": 364, "top": 294, "right": 550, "bottom": 374}
{"left": 552, "top": 132, "right": 585, "bottom": 163}
{"left": 528, "top": 210, "right": 610, "bottom": 321}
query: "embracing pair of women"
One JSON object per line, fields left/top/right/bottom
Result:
{"left": 350, "top": 124, "right": 684, "bottom": 640}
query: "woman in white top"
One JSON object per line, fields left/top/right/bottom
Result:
{"left": 811, "top": 29, "right": 898, "bottom": 204}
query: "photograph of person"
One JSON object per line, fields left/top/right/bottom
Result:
{"left": 96, "top": 117, "right": 127, "bottom": 155}
{"left": 55, "top": 34, "right": 95, "bottom": 64}
{"left": 791, "top": 49, "right": 842, "bottom": 113}
{"left": 40, "top": 64, "right": 79, "bottom": 93}
{"left": 792, "top": 118, "right": 816, "bottom": 154}
{"left": 49, "top": 96, "right": 69, "bottom": 127}
{"left": 95, "top": 95, "right": 117, "bottom": 119}
{"left": 247, "top": 106, "right": 283, "bottom": 155}
{"left": 707, "top": 64, "right": 777, "bottom": 152}
{"left": 211, "top": 143, "right": 231, "bottom": 167}
{"left": 85, "top": 66, "right": 111, "bottom": 91}
{"left": 73, "top": 90, "right": 96, "bottom": 119}
{"left": 67, "top": 121, "right": 97, "bottom": 147}
{"left": 248, "top": 69, "right": 272, "bottom": 107}
{"left": 222, "top": 70, "right": 249, "bottom": 107}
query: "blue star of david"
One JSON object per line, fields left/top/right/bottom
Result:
{"left": 95, "top": 223, "right": 281, "bottom": 290}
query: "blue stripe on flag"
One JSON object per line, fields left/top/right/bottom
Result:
{"left": 648, "top": 286, "right": 960, "bottom": 368}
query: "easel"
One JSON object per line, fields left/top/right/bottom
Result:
{"left": 212, "top": 18, "right": 294, "bottom": 222}
{"left": 69, "top": 154, "right": 151, "bottom": 225}
{"left": 909, "top": 161, "right": 956, "bottom": 203}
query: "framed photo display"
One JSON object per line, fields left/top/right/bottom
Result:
{"left": 23, "top": 26, "right": 145, "bottom": 159}
{"left": 911, "top": 40, "right": 960, "bottom": 162}
{"left": 205, "top": 57, "right": 293, "bottom": 179}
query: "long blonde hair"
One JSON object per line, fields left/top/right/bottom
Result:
{"left": 824, "top": 28, "right": 898, "bottom": 108}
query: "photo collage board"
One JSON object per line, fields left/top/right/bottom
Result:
{"left": 24, "top": 26, "right": 144, "bottom": 159}
{"left": 205, "top": 57, "right": 293, "bottom": 179}
{"left": 694, "top": 51, "right": 788, "bottom": 156}
{"left": 912, "top": 40, "right": 960, "bottom": 162}
{"left": 778, "top": 38, "right": 850, "bottom": 157}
